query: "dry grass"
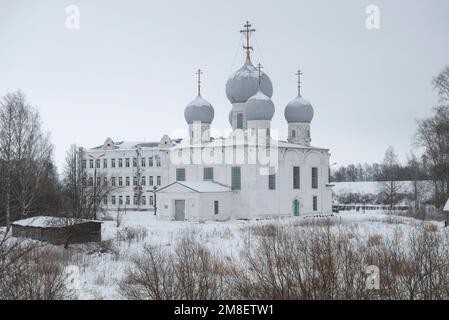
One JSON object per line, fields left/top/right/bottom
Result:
{"left": 368, "top": 234, "right": 383, "bottom": 246}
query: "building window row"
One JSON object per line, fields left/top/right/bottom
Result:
{"left": 83, "top": 155, "right": 163, "bottom": 169}
{"left": 109, "top": 175, "right": 162, "bottom": 187}
{"left": 108, "top": 195, "right": 154, "bottom": 206}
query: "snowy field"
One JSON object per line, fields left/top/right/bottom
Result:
{"left": 35, "top": 209, "right": 443, "bottom": 300}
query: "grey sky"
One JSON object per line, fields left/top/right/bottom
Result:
{"left": 1, "top": 0, "right": 448, "bottom": 172}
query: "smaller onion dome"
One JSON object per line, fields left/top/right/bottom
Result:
{"left": 284, "top": 95, "right": 314, "bottom": 123}
{"left": 245, "top": 90, "right": 275, "bottom": 121}
{"left": 184, "top": 95, "right": 215, "bottom": 124}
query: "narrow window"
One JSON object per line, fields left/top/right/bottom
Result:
{"left": 118, "top": 177, "right": 123, "bottom": 186}
{"left": 96, "top": 177, "right": 100, "bottom": 186}
{"left": 111, "top": 158, "right": 116, "bottom": 168}
{"left": 313, "top": 196, "right": 318, "bottom": 211}
{"left": 111, "top": 177, "right": 116, "bottom": 186}
{"left": 203, "top": 167, "right": 214, "bottom": 181}
{"left": 96, "top": 159, "right": 100, "bottom": 168}
{"left": 119, "top": 196, "right": 123, "bottom": 205}
{"left": 149, "top": 156, "right": 153, "bottom": 167}
{"left": 292, "top": 130, "right": 296, "bottom": 138}
{"left": 133, "top": 176, "right": 138, "bottom": 186}
{"left": 133, "top": 158, "right": 137, "bottom": 167}
{"left": 293, "top": 166, "right": 300, "bottom": 189}
{"left": 157, "top": 176, "right": 161, "bottom": 186}
{"left": 125, "top": 158, "right": 130, "bottom": 167}
{"left": 133, "top": 196, "right": 138, "bottom": 205}
{"left": 103, "top": 177, "right": 107, "bottom": 186}
{"left": 312, "top": 167, "right": 318, "bottom": 189}
{"left": 155, "top": 155, "right": 161, "bottom": 167}
{"left": 141, "top": 157, "right": 146, "bottom": 167}
{"left": 268, "top": 173, "right": 276, "bottom": 190}
{"left": 149, "top": 196, "right": 154, "bottom": 205}
{"left": 118, "top": 158, "right": 123, "bottom": 168}
{"left": 149, "top": 176, "right": 154, "bottom": 186}
{"left": 126, "top": 177, "right": 130, "bottom": 186}
{"left": 236, "top": 113, "right": 244, "bottom": 129}
{"left": 126, "top": 196, "right": 130, "bottom": 205}
{"left": 214, "top": 201, "right": 219, "bottom": 215}
{"left": 89, "top": 159, "right": 94, "bottom": 168}
{"left": 176, "top": 168, "right": 186, "bottom": 181}
{"left": 231, "top": 167, "right": 241, "bottom": 190}
{"left": 103, "top": 158, "right": 107, "bottom": 168}
{"left": 141, "top": 176, "right": 146, "bottom": 186}
{"left": 141, "top": 196, "right": 146, "bottom": 205}
{"left": 111, "top": 196, "right": 116, "bottom": 205}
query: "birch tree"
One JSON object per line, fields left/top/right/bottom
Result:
{"left": 0, "top": 91, "right": 54, "bottom": 229}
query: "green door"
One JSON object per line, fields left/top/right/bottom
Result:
{"left": 293, "top": 199, "right": 300, "bottom": 216}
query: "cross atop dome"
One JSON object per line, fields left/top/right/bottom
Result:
{"left": 196, "top": 69, "right": 203, "bottom": 96}
{"left": 296, "top": 69, "right": 303, "bottom": 97}
{"left": 240, "top": 20, "right": 256, "bottom": 59}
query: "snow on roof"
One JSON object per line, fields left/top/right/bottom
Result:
{"left": 158, "top": 181, "right": 232, "bottom": 193}
{"left": 12, "top": 216, "right": 100, "bottom": 228}
{"left": 444, "top": 198, "right": 449, "bottom": 212}
{"left": 89, "top": 140, "right": 173, "bottom": 151}
{"left": 174, "top": 139, "right": 327, "bottom": 151}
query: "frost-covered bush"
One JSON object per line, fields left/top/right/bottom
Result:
{"left": 0, "top": 238, "right": 69, "bottom": 300}
{"left": 119, "top": 231, "right": 229, "bottom": 300}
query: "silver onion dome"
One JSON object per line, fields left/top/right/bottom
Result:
{"left": 284, "top": 95, "right": 314, "bottom": 123}
{"left": 225, "top": 57, "right": 273, "bottom": 104}
{"left": 245, "top": 90, "right": 275, "bottom": 121}
{"left": 184, "top": 95, "right": 214, "bottom": 124}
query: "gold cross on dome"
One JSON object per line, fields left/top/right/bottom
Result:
{"left": 240, "top": 20, "right": 256, "bottom": 59}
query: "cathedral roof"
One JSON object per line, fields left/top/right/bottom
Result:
{"left": 184, "top": 95, "right": 215, "bottom": 124}
{"left": 245, "top": 89, "right": 275, "bottom": 121}
{"left": 284, "top": 95, "right": 314, "bottom": 123}
{"left": 225, "top": 57, "right": 273, "bottom": 104}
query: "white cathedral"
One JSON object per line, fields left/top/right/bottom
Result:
{"left": 82, "top": 22, "right": 333, "bottom": 221}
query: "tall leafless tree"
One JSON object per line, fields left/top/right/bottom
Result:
{"left": 0, "top": 91, "right": 54, "bottom": 229}
{"left": 415, "top": 66, "right": 449, "bottom": 209}
{"left": 61, "top": 144, "right": 116, "bottom": 220}
{"left": 379, "top": 146, "right": 403, "bottom": 210}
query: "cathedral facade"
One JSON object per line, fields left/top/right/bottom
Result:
{"left": 82, "top": 22, "right": 333, "bottom": 221}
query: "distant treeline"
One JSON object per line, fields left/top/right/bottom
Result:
{"left": 331, "top": 162, "right": 429, "bottom": 183}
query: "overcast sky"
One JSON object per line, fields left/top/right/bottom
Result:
{"left": 1, "top": 0, "right": 448, "bottom": 172}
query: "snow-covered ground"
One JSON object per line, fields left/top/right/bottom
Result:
{"left": 9, "top": 210, "right": 447, "bottom": 300}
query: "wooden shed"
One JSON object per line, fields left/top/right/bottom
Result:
{"left": 12, "top": 216, "right": 102, "bottom": 245}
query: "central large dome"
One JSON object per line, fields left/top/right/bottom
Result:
{"left": 225, "top": 57, "right": 273, "bottom": 104}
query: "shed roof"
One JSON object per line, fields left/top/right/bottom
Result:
{"left": 12, "top": 216, "right": 101, "bottom": 228}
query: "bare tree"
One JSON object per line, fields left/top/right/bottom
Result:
{"left": 415, "top": 66, "right": 449, "bottom": 209}
{"left": 379, "top": 146, "right": 403, "bottom": 210}
{"left": 0, "top": 93, "right": 15, "bottom": 230}
{"left": 61, "top": 144, "right": 116, "bottom": 220}
{"left": 0, "top": 91, "right": 55, "bottom": 229}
